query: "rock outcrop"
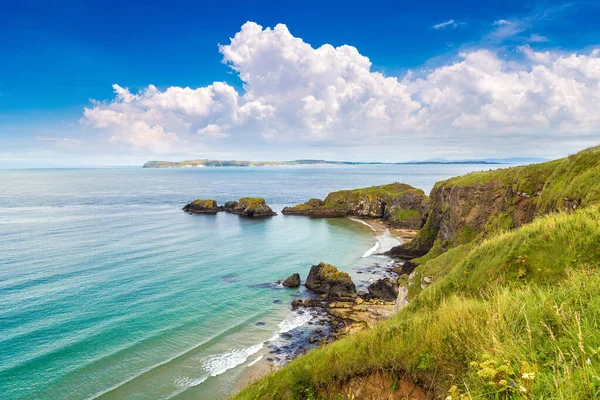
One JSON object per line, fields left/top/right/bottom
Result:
{"left": 305, "top": 262, "right": 356, "bottom": 300}
{"left": 282, "top": 183, "right": 429, "bottom": 229}
{"left": 227, "top": 198, "right": 276, "bottom": 217}
{"left": 182, "top": 199, "right": 219, "bottom": 214}
{"left": 222, "top": 201, "right": 238, "bottom": 212}
{"left": 367, "top": 278, "right": 399, "bottom": 301}
{"left": 282, "top": 273, "right": 301, "bottom": 288}
{"left": 389, "top": 146, "right": 600, "bottom": 260}
{"left": 183, "top": 198, "right": 276, "bottom": 218}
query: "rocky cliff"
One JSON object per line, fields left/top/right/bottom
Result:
{"left": 282, "top": 183, "right": 429, "bottom": 229}
{"left": 389, "top": 145, "right": 600, "bottom": 259}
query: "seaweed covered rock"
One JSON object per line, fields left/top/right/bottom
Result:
{"left": 182, "top": 199, "right": 219, "bottom": 214}
{"left": 305, "top": 262, "right": 356, "bottom": 301}
{"left": 282, "top": 183, "right": 428, "bottom": 229}
{"left": 228, "top": 197, "right": 276, "bottom": 217}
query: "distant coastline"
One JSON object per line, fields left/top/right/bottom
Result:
{"left": 143, "top": 159, "right": 513, "bottom": 168}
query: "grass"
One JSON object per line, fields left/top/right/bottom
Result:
{"left": 189, "top": 199, "right": 218, "bottom": 208}
{"left": 233, "top": 207, "right": 600, "bottom": 399}
{"left": 323, "top": 183, "right": 425, "bottom": 205}
{"left": 316, "top": 262, "right": 353, "bottom": 284}
{"left": 238, "top": 197, "right": 267, "bottom": 208}
{"left": 394, "top": 209, "right": 422, "bottom": 222}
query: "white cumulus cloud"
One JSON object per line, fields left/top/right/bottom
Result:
{"left": 82, "top": 21, "right": 600, "bottom": 155}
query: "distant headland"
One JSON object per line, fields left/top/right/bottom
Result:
{"left": 142, "top": 158, "right": 534, "bottom": 168}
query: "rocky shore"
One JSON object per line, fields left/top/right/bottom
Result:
{"left": 247, "top": 257, "right": 407, "bottom": 381}
{"left": 183, "top": 197, "right": 276, "bottom": 217}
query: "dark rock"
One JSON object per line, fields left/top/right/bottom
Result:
{"left": 281, "top": 333, "right": 293, "bottom": 339}
{"left": 222, "top": 201, "right": 238, "bottom": 211}
{"left": 367, "top": 278, "right": 399, "bottom": 301}
{"left": 291, "top": 299, "right": 303, "bottom": 309}
{"left": 391, "top": 260, "right": 418, "bottom": 276}
{"left": 255, "top": 321, "right": 266, "bottom": 326}
{"left": 182, "top": 199, "right": 219, "bottom": 214}
{"left": 308, "top": 337, "right": 318, "bottom": 344}
{"left": 305, "top": 262, "right": 356, "bottom": 301}
{"left": 273, "top": 299, "right": 282, "bottom": 304}
{"left": 282, "top": 273, "right": 301, "bottom": 288}
{"left": 302, "top": 298, "right": 324, "bottom": 308}
{"left": 314, "top": 328, "right": 323, "bottom": 334}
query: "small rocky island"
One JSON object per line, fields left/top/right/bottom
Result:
{"left": 183, "top": 197, "right": 276, "bottom": 217}
{"left": 281, "top": 183, "right": 429, "bottom": 229}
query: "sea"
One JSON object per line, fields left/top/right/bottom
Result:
{"left": 0, "top": 164, "right": 495, "bottom": 399}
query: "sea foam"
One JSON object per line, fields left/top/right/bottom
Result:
{"left": 202, "top": 343, "right": 264, "bottom": 377}
{"left": 362, "top": 229, "right": 402, "bottom": 257}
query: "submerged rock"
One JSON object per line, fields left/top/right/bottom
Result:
{"left": 182, "top": 199, "right": 219, "bottom": 214}
{"left": 367, "top": 278, "right": 399, "bottom": 301}
{"left": 305, "top": 262, "right": 356, "bottom": 301}
{"left": 282, "top": 273, "right": 301, "bottom": 288}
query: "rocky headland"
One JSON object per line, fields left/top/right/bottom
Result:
{"left": 183, "top": 197, "right": 276, "bottom": 217}
{"left": 281, "top": 183, "right": 429, "bottom": 230}
{"left": 387, "top": 145, "right": 599, "bottom": 261}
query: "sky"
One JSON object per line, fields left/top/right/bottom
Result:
{"left": 1, "top": 0, "right": 600, "bottom": 167}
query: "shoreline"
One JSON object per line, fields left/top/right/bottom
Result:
{"left": 233, "top": 216, "right": 414, "bottom": 393}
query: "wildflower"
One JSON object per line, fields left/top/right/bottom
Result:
{"left": 509, "top": 381, "right": 516, "bottom": 387}
{"left": 498, "top": 380, "right": 508, "bottom": 386}
{"left": 587, "top": 358, "right": 592, "bottom": 365}
{"left": 520, "top": 385, "right": 528, "bottom": 393}
{"left": 522, "top": 372, "right": 535, "bottom": 380}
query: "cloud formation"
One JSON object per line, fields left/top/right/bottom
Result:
{"left": 36, "top": 136, "right": 81, "bottom": 144}
{"left": 83, "top": 22, "right": 600, "bottom": 155}
{"left": 433, "top": 19, "right": 463, "bottom": 30}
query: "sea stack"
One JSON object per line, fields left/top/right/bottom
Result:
{"left": 182, "top": 199, "right": 219, "bottom": 214}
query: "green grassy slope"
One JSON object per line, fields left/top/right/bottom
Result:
{"left": 234, "top": 207, "right": 600, "bottom": 399}
{"left": 397, "top": 145, "right": 600, "bottom": 262}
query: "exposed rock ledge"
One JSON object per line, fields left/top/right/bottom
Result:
{"left": 301, "top": 262, "right": 397, "bottom": 337}
{"left": 183, "top": 197, "right": 276, "bottom": 217}
{"left": 281, "top": 183, "right": 429, "bottom": 230}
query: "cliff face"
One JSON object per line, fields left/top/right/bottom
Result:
{"left": 282, "top": 183, "right": 429, "bottom": 229}
{"left": 389, "top": 146, "right": 600, "bottom": 259}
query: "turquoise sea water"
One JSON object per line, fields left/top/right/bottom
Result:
{"left": 0, "top": 165, "right": 493, "bottom": 399}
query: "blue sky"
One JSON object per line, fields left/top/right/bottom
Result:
{"left": 1, "top": 0, "right": 600, "bottom": 167}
